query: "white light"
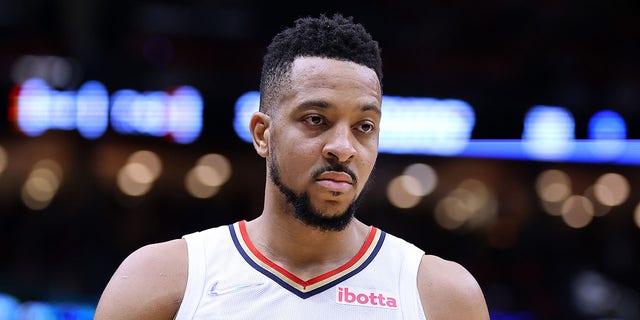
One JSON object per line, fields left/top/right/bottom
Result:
{"left": 523, "top": 106, "right": 575, "bottom": 160}
{"left": 380, "top": 96, "right": 475, "bottom": 155}
{"left": 11, "top": 55, "right": 75, "bottom": 88}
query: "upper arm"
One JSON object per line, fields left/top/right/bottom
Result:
{"left": 94, "top": 239, "right": 188, "bottom": 320}
{"left": 417, "top": 255, "right": 490, "bottom": 320}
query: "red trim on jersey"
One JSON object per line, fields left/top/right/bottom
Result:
{"left": 237, "top": 220, "right": 378, "bottom": 289}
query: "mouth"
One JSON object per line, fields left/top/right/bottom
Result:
{"left": 315, "top": 171, "right": 354, "bottom": 193}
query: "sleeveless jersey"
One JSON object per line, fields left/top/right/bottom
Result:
{"left": 175, "top": 221, "right": 427, "bottom": 320}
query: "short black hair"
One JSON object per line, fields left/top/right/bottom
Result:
{"left": 259, "top": 13, "right": 383, "bottom": 114}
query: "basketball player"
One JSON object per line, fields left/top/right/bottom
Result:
{"left": 95, "top": 13, "right": 490, "bottom": 319}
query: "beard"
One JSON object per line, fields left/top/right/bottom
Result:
{"left": 268, "top": 154, "right": 373, "bottom": 232}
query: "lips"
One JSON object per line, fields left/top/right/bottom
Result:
{"left": 315, "top": 171, "right": 354, "bottom": 193}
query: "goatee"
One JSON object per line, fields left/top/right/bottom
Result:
{"left": 268, "top": 159, "right": 370, "bottom": 232}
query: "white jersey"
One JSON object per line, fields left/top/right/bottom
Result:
{"left": 175, "top": 221, "right": 426, "bottom": 320}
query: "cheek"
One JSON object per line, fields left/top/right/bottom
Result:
{"left": 271, "top": 135, "right": 321, "bottom": 176}
{"left": 356, "top": 145, "right": 378, "bottom": 182}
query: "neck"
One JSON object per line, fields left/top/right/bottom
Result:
{"left": 244, "top": 212, "right": 370, "bottom": 280}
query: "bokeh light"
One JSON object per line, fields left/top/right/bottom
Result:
{"left": 185, "top": 168, "right": 220, "bottom": 199}
{"left": 127, "top": 150, "right": 162, "bottom": 181}
{"left": 116, "top": 150, "right": 162, "bottom": 196}
{"left": 402, "top": 163, "right": 437, "bottom": 197}
{"left": 434, "top": 196, "right": 467, "bottom": 230}
{"left": 117, "top": 163, "right": 153, "bottom": 197}
{"left": 593, "top": 173, "right": 629, "bottom": 207}
{"left": 583, "top": 186, "right": 612, "bottom": 217}
{"left": 536, "top": 169, "right": 572, "bottom": 204}
{"left": 185, "top": 153, "right": 232, "bottom": 199}
{"left": 522, "top": 106, "right": 575, "bottom": 159}
{"left": 0, "top": 145, "right": 7, "bottom": 175}
{"left": 561, "top": 195, "right": 594, "bottom": 229}
{"left": 21, "top": 159, "right": 63, "bottom": 210}
{"left": 386, "top": 175, "right": 422, "bottom": 209}
{"left": 433, "top": 179, "right": 496, "bottom": 230}
{"left": 195, "top": 153, "right": 232, "bottom": 187}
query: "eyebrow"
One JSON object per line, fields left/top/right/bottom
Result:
{"left": 296, "top": 100, "right": 381, "bottom": 116}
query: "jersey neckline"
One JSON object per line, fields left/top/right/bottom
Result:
{"left": 228, "top": 220, "right": 385, "bottom": 299}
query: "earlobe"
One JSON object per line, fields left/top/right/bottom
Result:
{"left": 250, "top": 112, "right": 270, "bottom": 158}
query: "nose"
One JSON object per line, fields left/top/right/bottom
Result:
{"left": 322, "top": 123, "right": 356, "bottom": 163}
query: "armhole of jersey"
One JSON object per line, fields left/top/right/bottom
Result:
{"left": 174, "top": 231, "right": 206, "bottom": 320}
{"left": 399, "top": 244, "right": 428, "bottom": 320}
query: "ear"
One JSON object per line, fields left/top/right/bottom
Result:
{"left": 250, "top": 111, "right": 271, "bottom": 158}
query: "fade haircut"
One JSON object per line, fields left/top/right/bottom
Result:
{"left": 259, "top": 13, "right": 383, "bottom": 115}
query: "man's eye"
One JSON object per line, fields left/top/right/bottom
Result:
{"left": 357, "top": 122, "right": 375, "bottom": 133}
{"left": 305, "top": 115, "right": 324, "bottom": 125}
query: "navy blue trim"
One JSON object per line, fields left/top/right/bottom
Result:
{"left": 228, "top": 223, "right": 386, "bottom": 299}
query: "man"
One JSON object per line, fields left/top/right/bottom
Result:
{"left": 94, "top": 14, "right": 490, "bottom": 319}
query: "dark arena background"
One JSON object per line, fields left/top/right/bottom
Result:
{"left": 1, "top": 0, "right": 639, "bottom": 319}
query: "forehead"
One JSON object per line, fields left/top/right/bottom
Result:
{"left": 281, "top": 57, "right": 382, "bottom": 110}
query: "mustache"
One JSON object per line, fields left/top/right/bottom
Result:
{"left": 311, "top": 163, "right": 358, "bottom": 184}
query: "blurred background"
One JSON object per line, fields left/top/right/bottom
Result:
{"left": 1, "top": 0, "right": 639, "bottom": 319}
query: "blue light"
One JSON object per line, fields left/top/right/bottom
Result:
{"left": 0, "top": 293, "right": 18, "bottom": 319}
{"left": 167, "top": 85, "right": 203, "bottom": 144}
{"left": 15, "top": 301, "right": 57, "bottom": 320}
{"left": 522, "top": 105, "right": 575, "bottom": 160}
{"left": 76, "top": 81, "right": 109, "bottom": 139}
{"left": 16, "top": 78, "right": 51, "bottom": 137}
{"left": 110, "top": 86, "right": 203, "bottom": 144}
{"left": 133, "top": 91, "right": 168, "bottom": 137}
{"left": 587, "top": 110, "right": 627, "bottom": 161}
{"left": 490, "top": 310, "right": 537, "bottom": 320}
{"left": 0, "top": 293, "right": 98, "bottom": 320}
{"left": 459, "top": 139, "right": 640, "bottom": 165}
{"left": 233, "top": 91, "right": 260, "bottom": 143}
{"left": 12, "top": 78, "right": 202, "bottom": 144}
{"left": 110, "top": 89, "right": 138, "bottom": 134}
{"left": 49, "top": 90, "right": 76, "bottom": 130}
{"left": 589, "top": 110, "right": 626, "bottom": 140}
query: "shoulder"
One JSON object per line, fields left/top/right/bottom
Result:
{"left": 94, "top": 239, "right": 188, "bottom": 320}
{"left": 417, "top": 254, "right": 490, "bottom": 320}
